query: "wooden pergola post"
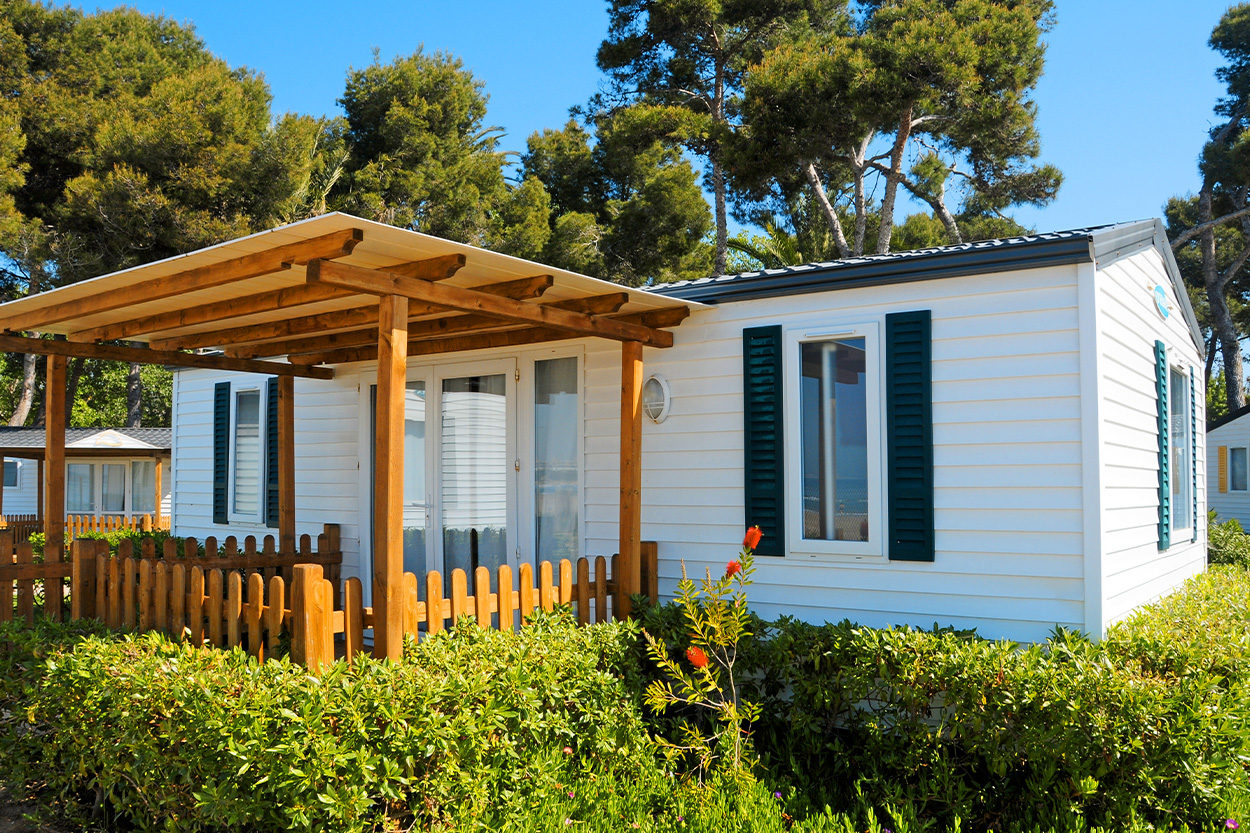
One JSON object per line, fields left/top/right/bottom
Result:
{"left": 617, "top": 341, "right": 644, "bottom": 617}
{"left": 278, "top": 375, "right": 296, "bottom": 551}
{"left": 44, "top": 355, "right": 66, "bottom": 620}
{"left": 373, "top": 294, "right": 408, "bottom": 660}
{"left": 35, "top": 458, "right": 42, "bottom": 520}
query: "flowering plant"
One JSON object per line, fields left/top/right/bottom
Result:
{"left": 641, "top": 528, "right": 762, "bottom": 780}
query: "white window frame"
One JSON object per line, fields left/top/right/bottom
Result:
{"left": 228, "top": 385, "right": 266, "bottom": 524}
{"left": 2, "top": 460, "right": 18, "bottom": 489}
{"left": 1169, "top": 364, "right": 1193, "bottom": 536}
{"left": 783, "top": 319, "right": 885, "bottom": 560}
{"left": 1231, "top": 446, "right": 1250, "bottom": 492}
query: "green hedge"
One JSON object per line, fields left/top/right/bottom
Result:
{"left": 0, "top": 612, "right": 651, "bottom": 831}
{"left": 1209, "top": 512, "right": 1250, "bottom": 567}
{"left": 6, "top": 570, "right": 1250, "bottom": 832}
{"left": 638, "top": 567, "right": 1250, "bottom": 831}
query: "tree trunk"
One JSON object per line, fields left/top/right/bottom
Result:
{"left": 1202, "top": 183, "right": 1245, "bottom": 409}
{"left": 8, "top": 351, "right": 37, "bottom": 426}
{"left": 1206, "top": 333, "right": 1218, "bottom": 388}
{"left": 805, "top": 163, "right": 851, "bottom": 259}
{"left": 64, "top": 358, "right": 84, "bottom": 426}
{"left": 126, "top": 361, "right": 142, "bottom": 427}
{"left": 875, "top": 105, "right": 914, "bottom": 255}
{"left": 711, "top": 53, "right": 728, "bottom": 276}
{"left": 712, "top": 154, "right": 728, "bottom": 275}
{"left": 851, "top": 133, "right": 872, "bottom": 257}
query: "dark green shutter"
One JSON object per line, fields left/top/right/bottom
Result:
{"left": 743, "top": 325, "right": 785, "bottom": 557}
{"left": 212, "top": 382, "right": 230, "bottom": 525}
{"left": 1155, "top": 340, "right": 1170, "bottom": 550}
{"left": 265, "top": 377, "right": 279, "bottom": 529}
{"left": 886, "top": 310, "right": 934, "bottom": 562}
{"left": 1191, "top": 365, "right": 1197, "bottom": 543}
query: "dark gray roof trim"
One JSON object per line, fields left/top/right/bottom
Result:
{"left": 648, "top": 227, "right": 1104, "bottom": 304}
{"left": 0, "top": 427, "right": 172, "bottom": 450}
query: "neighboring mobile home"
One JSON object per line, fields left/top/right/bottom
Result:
{"left": 1207, "top": 405, "right": 1250, "bottom": 527}
{"left": 0, "top": 214, "right": 1205, "bottom": 645}
{"left": 0, "top": 427, "right": 171, "bottom": 520}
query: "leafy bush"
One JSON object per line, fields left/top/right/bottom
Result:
{"left": 637, "top": 568, "right": 1250, "bottom": 832}
{"left": 1209, "top": 511, "right": 1250, "bottom": 567}
{"left": 26, "top": 527, "right": 181, "bottom": 560}
{"left": 1, "top": 612, "right": 650, "bottom": 832}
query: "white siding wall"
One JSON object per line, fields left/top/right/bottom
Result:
{"left": 1209, "top": 417, "right": 1250, "bottom": 525}
{"left": 1096, "top": 248, "right": 1206, "bottom": 627}
{"left": 1, "top": 459, "right": 37, "bottom": 514}
{"left": 171, "top": 367, "right": 364, "bottom": 577}
{"left": 628, "top": 265, "right": 1089, "bottom": 643}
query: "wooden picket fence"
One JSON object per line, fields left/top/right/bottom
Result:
{"left": 65, "top": 531, "right": 657, "bottom": 672}
{"left": 288, "top": 542, "right": 659, "bottom": 671}
{"left": 0, "top": 514, "right": 40, "bottom": 542}
{"left": 0, "top": 513, "right": 172, "bottom": 546}
{"left": 65, "top": 513, "right": 171, "bottom": 542}
{"left": 0, "top": 525, "right": 343, "bottom": 632}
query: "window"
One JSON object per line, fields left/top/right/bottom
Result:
{"left": 232, "top": 389, "right": 264, "bottom": 518}
{"left": 1232, "top": 448, "right": 1249, "bottom": 492}
{"left": 101, "top": 463, "right": 126, "bottom": 513}
{"left": 786, "top": 323, "right": 883, "bottom": 559}
{"left": 67, "top": 463, "right": 96, "bottom": 513}
{"left": 131, "top": 461, "right": 157, "bottom": 514}
{"left": 800, "top": 338, "right": 869, "bottom": 543}
{"left": 1170, "top": 366, "right": 1192, "bottom": 532}
{"left": 2, "top": 460, "right": 17, "bottom": 488}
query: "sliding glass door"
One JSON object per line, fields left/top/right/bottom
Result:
{"left": 371, "top": 359, "right": 517, "bottom": 593}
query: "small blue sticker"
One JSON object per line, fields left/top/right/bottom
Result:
{"left": 1153, "top": 285, "right": 1169, "bottom": 319}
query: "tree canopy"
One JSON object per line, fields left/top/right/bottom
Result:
{"left": 734, "top": 0, "right": 1059, "bottom": 257}
{"left": 1168, "top": 2, "right": 1250, "bottom": 413}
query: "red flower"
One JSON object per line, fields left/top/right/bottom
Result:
{"left": 743, "top": 526, "right": 763, "bottom": 550}
{"left": 725, "top": 560, "right": 742, "bottom": 578}
{"left": 686, "top": 646, "right": 709, "bottom": 668}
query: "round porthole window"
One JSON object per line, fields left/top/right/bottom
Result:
{"left": 642, "top": 375, "right": 671, "bottom": 423}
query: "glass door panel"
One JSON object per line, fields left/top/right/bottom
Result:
{"left": 101, "top": 463, "right": 127, "bottom": 514}
{"left": 370, "top": 380, "right": 430, "bottom": 579}
{"left": 439, "top": 372, "right": 510, "bottom": 584}
{"left": 534, "top": 357, "right": 579, "bottom": 562}
{"left": 402, "top": 382, "right": 428, "bottom": 575}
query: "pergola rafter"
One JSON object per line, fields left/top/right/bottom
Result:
{"left": 152, "top": 275, "right": 557, "bottom": 353}
{"left": 5, "top": 229, "right": 364, "bottom": 335}
{"left": 218, "top": 289, "right": 630, "bottom": 360}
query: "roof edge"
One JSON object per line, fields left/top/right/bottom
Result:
{"left": 650, "top": 233, "right": 1096, "bottom": 304}
{"left": 1208, "top": 400, "right": 1250, "bottom": 432}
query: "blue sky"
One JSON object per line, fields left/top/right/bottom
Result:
{"left": 113, "top": 0, "right": 1234, "bottom": 235}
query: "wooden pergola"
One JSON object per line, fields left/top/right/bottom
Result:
{"left": 0, "top": 214, "right": 696, "bottom": 658}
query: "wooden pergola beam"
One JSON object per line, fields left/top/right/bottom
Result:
{"left": 307, "top": 259, "right": 674, "bottom": 347}
{"left": 402, "top": 292, "right": 631, "bottom": 343}
{"left": 159, "top": 274, "right": 557, "bottom": 354}
{"left": 3, "top": 229, "right": 364, "bottom": 334}
{"left": 288, "top": 306, "right": 691, "bottom": 366}
{"left": 0, "top": 335, "right": 335, "bottom": 380}
{"left": 221, "top": 286, "right": 625, "bottom": 359}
